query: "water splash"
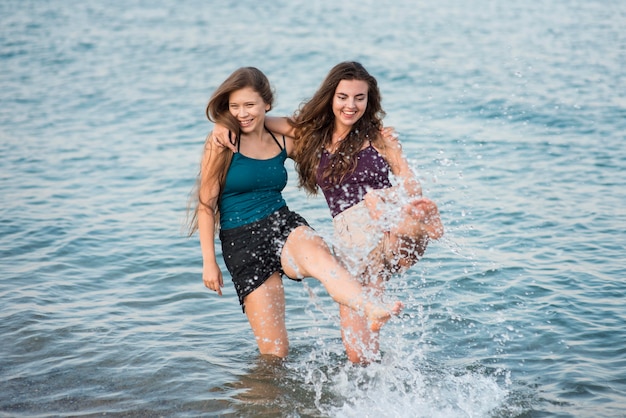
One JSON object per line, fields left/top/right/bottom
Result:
{"left": 291, "top": 332, "right": 512, "bottom": 418}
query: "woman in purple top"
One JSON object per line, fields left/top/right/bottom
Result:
{"left": 289, "top": 62, "right": 443, "bottom": 364}
{"left": 215, "top": 62, "right": 443, "bottom": 364}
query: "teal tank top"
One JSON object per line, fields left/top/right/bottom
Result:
{"left": 218, "top": 132, "right": 288, "bottom": 230}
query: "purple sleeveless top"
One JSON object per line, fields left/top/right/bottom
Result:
{"left": 317, "top": 144, "right": 393, "bottom": 217}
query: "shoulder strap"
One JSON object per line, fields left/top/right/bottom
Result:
{"left": 265, "top": 127, "right": 283, "bottom": 150}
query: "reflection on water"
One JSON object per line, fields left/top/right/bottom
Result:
{"left": 220, "top": 355, "right": 322, "bottom": 417}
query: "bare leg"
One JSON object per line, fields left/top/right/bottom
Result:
{"left": 377, "top": 197, "right": 444, "bottom": 273}
{"left": 363, "top": 188, "right": 443, "bottom": 272}
{"left": 244, "top": 273, "right": 289, "bottom": 358}
{"left": 339, "top": 278, "right": 386, "bottom": 364}
{"left": 280, "top": 226, "right": 402, "bottom": 330}
{"left": 340, "top": 304, "right": 377, "bottom": 364}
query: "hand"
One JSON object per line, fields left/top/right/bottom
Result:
{"left": 212, "top": 124, "right": 237, "bottom": 153}
{"left": 406, "top": 197, "right": 444, "bottom": 240}
{"left": 380, "top": 126, "right": 399, "bottom": 142}
{"left": 364, "top": 187, "right": 400, "bottom": 221}
{"left": 203, "top": 261, "right": 224, "bottom": 296}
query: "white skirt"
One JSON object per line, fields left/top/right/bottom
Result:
{"left": 332, "top": 201, "right": 390, "bottom": 278}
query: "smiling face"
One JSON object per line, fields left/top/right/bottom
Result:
{"left": 228, "top": 86, "right": 270, "bottom": 134}
{"left": 332, "top": 79, "right": 369, "bottom": 133}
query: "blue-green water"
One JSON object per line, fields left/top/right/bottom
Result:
{"left": 1, "top": 1, "right": 625, "bottom": 417}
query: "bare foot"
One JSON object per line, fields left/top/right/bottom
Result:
{"left": 368, "top": 301, "right": 404, "bottom": 332}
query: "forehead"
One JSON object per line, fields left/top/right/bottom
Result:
{"left": 229, "top": 86, "right": 263, "bottom": 103}
{"left": 335, "top": 79, "right": 369, "bottom": 96}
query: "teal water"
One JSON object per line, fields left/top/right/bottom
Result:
{"left": 1, "top": 1, "right": 625, "bottom": 417}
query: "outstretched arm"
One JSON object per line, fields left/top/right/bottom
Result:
{"left": 379, "top": 131, "right": 422, "bottom": 197}
{"left": 375, "top": 130, "right": 443, "bottom": 240}
{"left": 364, "top": 129, "right": 423, "bottom": 220}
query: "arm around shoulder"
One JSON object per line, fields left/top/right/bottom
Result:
{"left": 211, "top": 125, "right": 237, "bottom": 153}
{"left": 265, "top": 116, "right": 295, "bottom": 137}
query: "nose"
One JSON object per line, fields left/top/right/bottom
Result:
{"left": 237, "top": 107, "right": 248, "bottom": 118}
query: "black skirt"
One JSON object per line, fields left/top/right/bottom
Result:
{"left": 219, "top": 206, "right": 309, "bottom": 311}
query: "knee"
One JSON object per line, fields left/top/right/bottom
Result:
{"left": 284, "top": 227, "right": 331, "bottom": 257}
{"left": 383, "top": 236, "right": 422, "bottom": 273}
{"left": 258, "top": 340, "right": 289, "bottom": 358}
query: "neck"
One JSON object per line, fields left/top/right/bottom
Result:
{"left": 332, "top": 127, "right": 352, "bottom": 145}
{"left": 241, "top": 124, "right": 266, "bottom": 142}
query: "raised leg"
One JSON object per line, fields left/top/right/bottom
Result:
{"left": 280, "top": 226, "right": 402, "bottom": 329}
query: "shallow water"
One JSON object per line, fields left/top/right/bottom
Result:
{"left": 1, "top": 1, "right": 625, "bottom": 417}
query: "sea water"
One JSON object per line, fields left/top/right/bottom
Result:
{"left": 1, "top": 0, "right": 625, "bottom": 416}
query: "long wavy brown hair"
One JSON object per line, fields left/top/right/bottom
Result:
{"left": 188, "top": 67, "right": 274, "bottom": 235}
{"left": 290, "top": 61, "right": 386, "bottom": 195}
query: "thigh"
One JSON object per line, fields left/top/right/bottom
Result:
{"left": 244, "top": 273, "right": 289, "bottom": 357}
{"left": 280, "top": 225, "right": 335, "bottom": 279}
{"left": 333, "top": 204, "right": 386, "bottom": 278}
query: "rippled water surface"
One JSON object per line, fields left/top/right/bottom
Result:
{"left": 1, "top": 1, "right": 625, "bottom": 417}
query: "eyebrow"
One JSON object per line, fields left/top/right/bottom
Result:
{"left": 336, "top": 92, "right": 367, "bottom": 98}
{"left": 229, "top": 100, "right": 257, "bottom": 106}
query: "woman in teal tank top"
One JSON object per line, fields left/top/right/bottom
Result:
{"left": 188, "top": 67, "right": 402, "bottom": 359}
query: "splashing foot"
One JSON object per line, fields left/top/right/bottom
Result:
{"left": 368, "top": 301, "right": 403, "bottom": 332}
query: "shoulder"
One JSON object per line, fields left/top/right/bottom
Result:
{"left": 377, "top": 129, "right": 402, "bottom": 150}
{"left": 371, "top": 131, "right": 400, "bottom": 158}
{"left": 370, "top": 132, "right": 409, "bottom": 175}
{"left": 202, "top": 132, "right": 230, "bottom": 161}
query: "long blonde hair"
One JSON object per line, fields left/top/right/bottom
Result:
{"left": 188, "top": 67, "right": 274, "bottom": 235}
{"left": 291, "top": 61, "right": 386, "bottom": 195}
